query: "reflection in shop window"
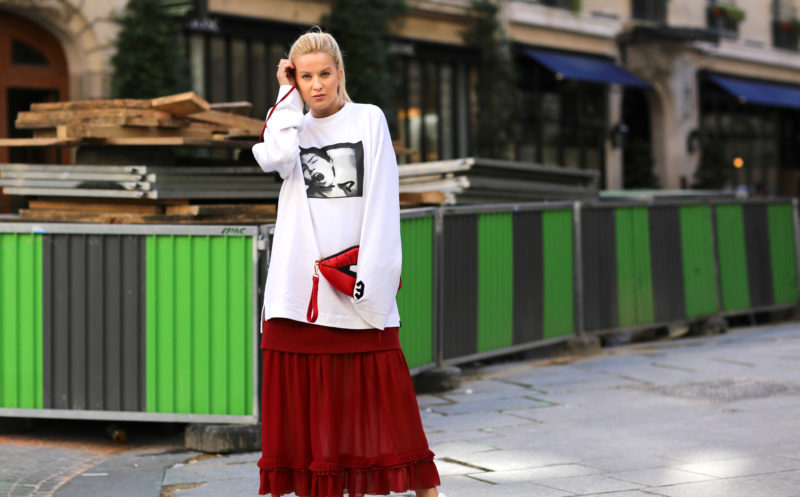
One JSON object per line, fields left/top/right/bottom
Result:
{"left": 423, "top": 62, "right": 439, "bottom": 161}
{"left": 190, "top": 34, "right": 205, "bottom": 98}
{"left": 250, "top": 40, "right": 267, "bottom": 118}
{"left": 392, "top": 53, "right": 472, "bottom": 163}
{"left": 456, "top": 64, "right": 471, "bottom": 158}
{"left": 210, "top": 36, "right": 227, "bottom": 103}
{"left": 231, "top": 39, "right": 248, "bottom": 103}
{"left": 440, "top": 64, "right": 454, "bottom": 160}
{"left": 583, "top": 130, "right": 602, "bottom": 172}
{"left": 542, "top": 122, "right": 560, "bottom": 165}
{"left": 407, "top": 60, "right": 422, "bottom": 161}
{"left": 562, "top": 128, "right": 581, "bottom": 168}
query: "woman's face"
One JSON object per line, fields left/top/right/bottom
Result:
{"left": 293, "top": 52, "right": 343, "bottom": 118}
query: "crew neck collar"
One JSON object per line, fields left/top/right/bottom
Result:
{"left": 307, "top": 101, "right": 350, "bottom": 125}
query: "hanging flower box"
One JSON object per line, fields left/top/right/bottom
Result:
{"left": 707, "top": 4, "right": 746, "bottom": 36}
{"left": 709, "top": 4, "right": 746, "bottom": 23}
{"left": 777, "top": 18, "right": 800, "bottom": 32}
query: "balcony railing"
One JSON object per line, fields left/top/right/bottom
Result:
{"left": 632, "top": 0, "right": 667, "bottom": 23}
{"left": 773, "top": 20, "right": 800, "bottom": 51}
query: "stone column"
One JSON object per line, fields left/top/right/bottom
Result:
{"left": 624, "top": 41, "right": 703, "bottom": 189}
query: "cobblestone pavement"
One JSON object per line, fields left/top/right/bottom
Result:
{"left": 163, "top": 321, "right": 800, "bottom": 497}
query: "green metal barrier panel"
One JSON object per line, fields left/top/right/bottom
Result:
{"left": 615, "top": 207, "right": 654, "bottom": 326}
{"left": 477, "top": 213, "right": 514, "bottom": 353}
{"left": 146, "top": 235, "right": 252, "bottom": 415}
{"left": 398, "top": 216, "right": 435, "bottom": 369}
{"left": 680, "top": 205, "right": 718, "bottom": 317}
{"left": 715, "top": 204, "right": 751, "bottom": 311}
{"left": 542, "top": 209, "right": 574, "bottom": 339}
{"left": 0, "top": 233, "right": 43, "bottom": 409}
{"left": 768, "top": 203, "right": 799, "bottom": 305}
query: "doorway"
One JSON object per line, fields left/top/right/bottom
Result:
{"left": 622, "top": 87, "right": 657, "bottom": 188}
{"left": 0, "top": 11, "right": 69, "bottom": 212}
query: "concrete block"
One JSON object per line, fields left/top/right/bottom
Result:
{"left": 562, "top": 335, "right": 602, "bottom": 355}
{"left": 184, "top": 424, "right": 261, "bottom": 454}
{"left": 413, "top": 366, "right": 462, "bottom": 394}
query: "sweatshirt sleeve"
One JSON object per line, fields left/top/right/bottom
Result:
{"left": 351, "top": 107, "right": 402, "bottom": 329}
{"left": 251, "top": 85, "right": 304, "bottom": 179}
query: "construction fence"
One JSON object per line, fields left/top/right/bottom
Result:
{"left": 385, "top": 198, "right": 800, "bottom": 372}
{"left": 0, "top": 197, "right": 797, "bottom": 424}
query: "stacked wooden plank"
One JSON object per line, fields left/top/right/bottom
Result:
{"left": 0, "top": 92, "right": 263, "bottom": 148}
{"left": 16, "top": 198, "right": 276, "bottom": 224}
{"left": 397, "top": 157, "right": 599, "bottom": 205}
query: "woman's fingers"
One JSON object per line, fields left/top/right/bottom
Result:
{"left": 276, "top": 59, "right": 295, "bottom": 86}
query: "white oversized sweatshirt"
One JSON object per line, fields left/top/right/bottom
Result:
{"left": 252, "top": 85, "right": 402, "bottom": 330}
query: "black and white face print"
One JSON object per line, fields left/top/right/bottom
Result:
{"left": 300, "top": 142, "right": 364, "bottom": 198}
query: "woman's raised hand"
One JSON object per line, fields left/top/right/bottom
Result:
{"left": 277, "top": 58, "right": 296, "bottom": 87}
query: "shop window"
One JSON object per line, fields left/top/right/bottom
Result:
{"left": 514, "top": 61, "right": 607, "bottom": 180}
{"left": 440, "top": 64, "right": 454, "bottom": 160}
{"left": 773, "top": 20, "right": 800, "bottom": 50}
{"left": 773, "top": 0, "right": 799, "bottom": 50}
{"left": 698, "top": 80, "right": 784, "bottom": 194}
{"left": 423, "top": 62, "right": 439, "bottom": 162}
{"left": 392, "top": 55, "right": 470, "bottom": 164}
{"left": 209, "top": 36, "right": 227, "bottom": 104}
{"left": 12, "top": 39, "right": 48, "bottom": 65}
{"left": 250, "top": 40, "right": 268, "bottom": 119}
{"left": 185, "top": 17, "right": 472, "bottom": 163}
{"left": 632, "top": 0, "right": 667, "bottom": 23}
{"left": 231, "top": 38, "right": 248, "bottom": 102}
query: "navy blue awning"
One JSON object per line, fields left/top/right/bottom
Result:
{"left": 523, "top": 49, "right": 652, "bottom": 89}
{"left": 709, "top": 75, "right": 800, "bottom": 110}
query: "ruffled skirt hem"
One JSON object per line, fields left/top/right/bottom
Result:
{"left": 258, "top": 452, "right": 440, "bottom": 497}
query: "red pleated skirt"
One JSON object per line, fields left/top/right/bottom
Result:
{"left": 258, "top": 318, "right": 440, "bottom": 497}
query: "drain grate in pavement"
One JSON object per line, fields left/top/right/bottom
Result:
{"left": 647, "top": 377, "right": 800, "bottom": 402}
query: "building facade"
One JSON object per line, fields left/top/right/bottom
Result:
{"left": 3, "top": 0, "right": 800, "bottom": 197}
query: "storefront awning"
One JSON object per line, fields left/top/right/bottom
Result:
{"left": 523, "top": 49, "right": 652, "bottom": 89}
{"left": 709, "top": 75, "right": 800, "bottom": 110}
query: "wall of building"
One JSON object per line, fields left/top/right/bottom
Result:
{"left": 3, "top": 0, "right": 800, "bottom": 193}
{"left": 0, "top": 0, "right": 124, "bottom": 99}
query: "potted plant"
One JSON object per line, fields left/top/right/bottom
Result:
{"left": 777, "top": 18, "right": 800, "bottom": 32}
{"left": 709, "top": 4, "right": 746, "bottom": 23}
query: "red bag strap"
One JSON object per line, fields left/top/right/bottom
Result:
{"left": 306, "top": 260, "right": 320, "bottom": 323}
{"left": 258, "top": 86, "right": 296, "bottom": 143}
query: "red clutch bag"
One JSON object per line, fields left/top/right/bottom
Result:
{"left": 306, "top": 246, "right": 401, "bottom": 322}
{"left": 318, "top": 246, "right": 361, "bottom": 297}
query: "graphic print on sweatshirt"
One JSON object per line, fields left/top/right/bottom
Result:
{"left": 300, "top": 141, "right": 364, "bottom": 198}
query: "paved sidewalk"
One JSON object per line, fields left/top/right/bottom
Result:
{"left": 0, "top": 419, "right": 190, "bottom": 497}
{"left": 160, "top": 321, "right": 800, "bottom": 497}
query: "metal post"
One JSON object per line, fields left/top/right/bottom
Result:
{"left": 573, "top": 201, "right": 585, "bottom": 336}
{"left": 252, "top": 228, "right": 261, "bottom": 421}
{"left": 709, "top": 203, "right": 724, "bottom": 315}
{"left": 433, "top": 207, "right": 445, "bottom": 367}
{"left": 792, "top": 198, "right": 800, "bottom": 301}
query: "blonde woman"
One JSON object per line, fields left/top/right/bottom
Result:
{"left": 252, "top": 29, "right": 444, "bottom": 497}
